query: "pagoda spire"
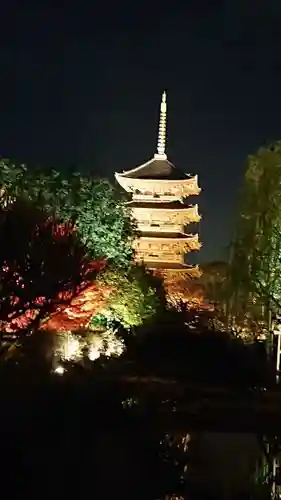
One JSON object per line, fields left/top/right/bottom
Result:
{"left": 155, "top": 90, "right": 167, "bottom": 160}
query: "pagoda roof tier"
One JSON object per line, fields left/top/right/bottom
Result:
{"left": 115, "top": 171, "right": 200, "bottom": 200}
{"left": 136, "top": 233, "right": 201, "bottom": 252}
{"left": 115, "top": 92, "right": 201, "bottom": 201}
{"left": 128, "top": 201, "right": 197, "bottom": 211}
{"left": 144, "top": 262, "right": 198, "bottom": 270}
{"left": 116, "top": 157, "right": 188, "bottom": 180}
{"left": 140, "top": 231, "right": 197, "bottom": 239}
{"left": 146, "top": 263, "right": 202, "bottom": 278}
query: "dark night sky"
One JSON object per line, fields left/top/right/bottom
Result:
{"left": 1, "top": 1, "right": 281, "bottom": 262}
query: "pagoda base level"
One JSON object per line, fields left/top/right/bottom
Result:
{"left": 150, "top": 265, "right": 201, "bottom": 280}
{"left": 136, "top": 260, "right": 205, "bottom": 308}
{"left": 163, "top": 274, "right": 204, "bottom": 308}
{"left": 136, "top": 260, "right": 202, "bottom": 278}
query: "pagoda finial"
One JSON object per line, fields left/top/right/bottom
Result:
{"left": 155, "top": 90, "right": 167, "bottom": 159}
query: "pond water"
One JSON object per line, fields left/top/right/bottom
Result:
{"left": 1, "top": 371, "right": 280, "bottom": 499}
{"left": 10, "top": 425, "right": 276, "bottom": 499}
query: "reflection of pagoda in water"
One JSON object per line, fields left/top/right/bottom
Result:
{"left": 115, "top": 91, "right": 201, "bottom": 302}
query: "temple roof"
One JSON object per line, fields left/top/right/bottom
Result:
{"left": 116, "top": 157, "right": 189, "bottom": 181}
{"left": 128, "top": 201, "right": 196, "bottom": 210}
{"left": 144, "top": 261, "right": 198, "bottom": 271}
{"left": 115, "top": 92, "right": 200, "bottom": 199}
{"left": 140, "top": 231, "right": 195, "bottom": 239}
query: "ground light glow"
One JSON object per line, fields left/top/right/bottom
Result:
{"left": 102, "top": 329, "right": 125, "bottom": 357}
{"left": 54, "top": 332, "right": 83, "bottom": 362}
{"left": 88, "top": 342, "right": 102, "bottom": 361}
{"left": 54, "top": 365, "right": 65, "bottom": 375}
{"left": 87, "top": 330, "right": 124, "bottom": 359}
{"left": 53, "top": 329, "right": 125, "bottom": 365}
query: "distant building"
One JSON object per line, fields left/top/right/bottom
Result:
{"left": 115, "top": 91, "right": 202, "bottom": 304}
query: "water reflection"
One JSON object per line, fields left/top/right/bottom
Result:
{"left": 3, "top": 368, "right": 281, "bottom": 499}
{"left": 156, "top": 431, "right": 281, "bottom": 499}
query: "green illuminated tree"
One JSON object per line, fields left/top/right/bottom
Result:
{"left": 228, "top": 142, "right": 281, "bottom": 340}
{"left": 199, "top": 261, "right": 228, "bottom": 306}
{"left": 0, "top": 159, "right": 136, "bottom": 266}
{"left": 92, "top": 265, "right": 164, "bottom": 330}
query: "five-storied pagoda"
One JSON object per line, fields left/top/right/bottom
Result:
{"left": 115, "top": 91, "right": 201, "bottom": 303}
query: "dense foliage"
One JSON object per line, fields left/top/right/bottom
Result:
{"left": 41, "top": 281, "right": 111, "bottom": 333}
{"left": 0, "top": 159, "right": 136, "bottom": 266}
{"left": 0, "top": 199, "right": 94, "bottom": 334}
{"left": 0, "top": 159, "right": 163, "bottom": 341}
{"left": 92, "top": 265, "right": 164, "bottom": 329}
{"left": 199, "top": 261, "right": 228, "bottom": 306}
{"left": 228, "top": 142, "right": 281, "bottom": 339}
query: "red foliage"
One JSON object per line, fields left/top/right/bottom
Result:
{"left": 0, "top": 203, "right": 110, "bottom": 335}
{"left": 2, "top": 258, "right": 107, "bottom": 334}
{"left": 41, "top": 281, "right": 112, "bottom": 333}
{"left": 5, "top": 309, "right": 38, "bottom": 332}
{"left": 51, "top": 221, "right": 74, "bottom": 237}
{"left": 162, "top": 274, "right": 212, "bottom": 311}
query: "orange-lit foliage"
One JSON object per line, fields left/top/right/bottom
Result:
{"left": 41, "top": 281, "right": 112, "bottom": 333}
{"left": 153, "top": 270, "right": 211, "bottom": 311}
{"left": 0, "top": 198, "right": 108, "bottom": 334}
{"left": 3, "top": 259, "right": 107, "bottom": 334}
{"left": 166, "top": 277, "right": 202, "bottom": 300}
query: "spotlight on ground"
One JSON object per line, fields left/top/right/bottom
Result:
{"left": 54, "top": 365, "right": 65, "bottom": 375}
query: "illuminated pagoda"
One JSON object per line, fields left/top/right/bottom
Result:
{"left": 115, "top": 91, "right": 202, "bottom": 303}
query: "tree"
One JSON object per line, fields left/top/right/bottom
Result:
{"left": 0, "top": 199, "right": 98, "bottom": 335}
{"left": 198, "top": 261, "right": 228, "bottom": 306}
{"left": 92, "top": 265, "right": 164, "bottom": 330}
{"left": 0, "top": 159, "right": 136, "bottom": 267}
{"left": 72, "top": 179, "right": 136, "bottom": 266}
{"left": 41, "top": 281, "right": 112, "bottom": 333}
{"left": 228, "top": 142, "right": 281, "bottom": 340}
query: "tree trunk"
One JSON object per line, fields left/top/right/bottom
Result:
{"left": 265, "top": 306, "right": 273, "bottom": 359}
